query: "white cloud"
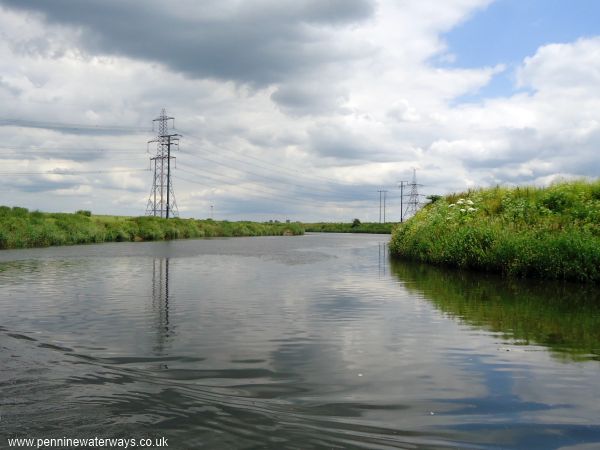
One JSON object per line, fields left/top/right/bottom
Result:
{"left": 517, "top": 37, "right": 600, "bottom": 92}
{"left": 0, "top": 1, "right": 598, "bottom": 221}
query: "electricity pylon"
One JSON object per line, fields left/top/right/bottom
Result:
{"left": 145, "top": 109, "right": 179, "bottom": 218}
{"left": 405, "top": 169, "right": 422, "bottom": 218}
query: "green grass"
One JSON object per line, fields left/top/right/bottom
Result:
{"left": 302, "top": 222, "right": 395, "bottom": 234}
{"left": 0, "top": 207, "right": 303, "bottom": 250}
{"left": 389, "top": 179, "right": 600, "bottom": 282}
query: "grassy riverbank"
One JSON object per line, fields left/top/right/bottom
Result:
{"left": 389, "top": 180, "right": 600, "bottom": 282}
{"left": 0, "top": 207, "right": 303, "bottom": 250}
{"left": 303, "top": 222, "right": 395, "bottom": 234}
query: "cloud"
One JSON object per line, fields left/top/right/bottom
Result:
{"left": 271, "top": 82, "right": 349, "bottom": 116}
{"left": 0, "top": 0, "right": 376, "bottom": 86}
{"left": 0, "top": 76, "right": 22, "bottom": 96}
{"left": 308, "top": 124, "right": 374, "bottom": 160}
{"left": 5, "top": 177, "right": 81, "bottom": 193}
{"left": 0, "top": 1, "right": 598, "bottom": 221}
{"left": 517, "top": 37, "right": 600, "bottom": 92}
{"left": 0, "top": 119, "right": 147, "bottom": 136}
{"left": 435, "top": 37, "right": 600, "bottom": 186}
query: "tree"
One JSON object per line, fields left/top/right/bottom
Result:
{"left": 351, "top": 218, "right": 361, "bottom": 228}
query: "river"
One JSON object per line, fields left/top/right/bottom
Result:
{"left": 1, "top": 233, "right": 599, "bottom": 449}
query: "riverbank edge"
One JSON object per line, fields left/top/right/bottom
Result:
{"left": 0, "top": 208, "right": 304, "bottom": 250}
{"left": 389, "top": 180, "right": 600, "bottom": 283}
{"left": 302, "top": 222, "right": 395, "bottom": 234}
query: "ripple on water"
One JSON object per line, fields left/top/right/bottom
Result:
{"left": 1, "top": 235, "right": 600, "bottom": 449}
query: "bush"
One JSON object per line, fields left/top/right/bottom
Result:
{"left": 11, "top": 207, "right": 28, "bottom": 217}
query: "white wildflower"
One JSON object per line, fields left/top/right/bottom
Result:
{"left": 456, "top": 199, "right": 465, "bottom": 205}
{"left": 460, "top": 208, "right": 466, "bottom": 213}
{"left": 466, "top": 199, "right": 474, "bottom": 205}
{"left": 448, "top": 204, "right": 456, "bottom": 208}
{"left": 467, "top": 207, "right": 476, "bottom": 212}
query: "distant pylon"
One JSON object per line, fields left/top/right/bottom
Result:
{"left": 405, "top": 168, "right": 422, "bottom": 218}
{"left": 377, "top": 189, "right": 388, "bottom": 223}
{"left": 398, "top": 180, "right": 408, "bottom": 222}
{"left": 145, "top": 109, "right": 179, "bottom": 218}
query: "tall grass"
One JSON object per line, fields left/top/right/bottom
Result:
{"left": 389, "top": 180, "right": 600, "bottom": 282}
{"left": 0, "top": 207, "right": 303, "bottom": 250}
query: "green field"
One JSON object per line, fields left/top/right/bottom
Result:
{"left": 302, "top": 221, "right": 395, "bottom": 234}
{"left": 389, "top": 180, "right": 600, "bottom": 283}
{"left": 0, "top": 207, "right": 303, "bottom": 250}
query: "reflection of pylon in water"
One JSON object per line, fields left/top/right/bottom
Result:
{"left": 405, "top": 168, "right": 422, "bottom": 218}
{"left": 152, "top": 258, "right": 171, "bottom": 354}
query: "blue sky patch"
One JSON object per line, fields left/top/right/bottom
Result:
{"left": 442, "top": 0, "right": 600, "bottom": 102}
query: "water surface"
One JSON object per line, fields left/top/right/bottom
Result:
{"left": 1, "top": 233, "right": 599, "bottom": 449}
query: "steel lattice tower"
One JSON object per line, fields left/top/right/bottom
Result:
{"left": 405, "top": 168, "right": 422, "bottom": 218}
{"left": 145, "top": 109, "right": 179, "bottom": 218}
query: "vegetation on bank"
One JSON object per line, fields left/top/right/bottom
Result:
{"left": 391, "top": 260, "right": 600, "bottom": 361}
{"left": 0, "top": 207, "right": 303, "bottom": 250}
{"left": 389, "top": 180, "right": 600, "bottom": 282}
{"left": 303, "top": 220, "right": 395, "bottom": 234}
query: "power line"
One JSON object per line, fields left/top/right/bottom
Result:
{"left": 178, "top": 145, "right": 364, "bottom": 200}
{"left": 177, "top": 131, "right": 366, "bottom": 191}
{"left": 179, "top": 129, "right": 359, "bottom": 190}
{"left": 178, "top": 150, "right": 376, "bottom": 201}
{"left": 175, "top": 168, "right": 362, "bottom": 208}
{"left": 176, "top": 164, "right": 374, "bottom": 211}
{"left": 179, "top": 150, "right": 365, "bottom": 201}
{"left": 0, "top": 117, "right": 407, "bottom": 219}
{"left": 0, "top": 168, "right": 149, "bottom": 176}
{"left": 0, "top": 118, "right": 149, "bottom": 133}
{"left": 0, "top": 146, "right": 143, "bottom": 154}
{"left": 2, "top": 118, "right": 356, "bottom": 190}
{"left": 174, "top": 174, "right": 338, "bottom": 209}
{"left": 0, "top": 118, "right": 377, "bottom": 201}
{"left": 0, "top": 139, "right": 365, "bottom": 201}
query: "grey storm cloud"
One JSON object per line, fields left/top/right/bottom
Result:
{"left": 270, "top": 83, "right": 349, "bottom": 116}
{"left": 308, "top": 125, "right": 399, "bottom": 162}
{"left": 5, "top": 177, "right": 81, "bottom": 193}
{"left": 0, "top": 0, "right": 375, "bottom": 86}
{"left": 0, "top": 150, "right": 107, "bottom": 163}
{"left": 309, "top": 128, "right": 370, "bottom": 160}
{"left": 0, "top": 76, "right": 22, "bottom": 96}
{"left": 0, "top": 119, "right": 148, "bottom": 136}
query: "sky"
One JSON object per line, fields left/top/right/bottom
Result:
{"left": 0, "top": 0, "right": 598, "bottom": 222}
